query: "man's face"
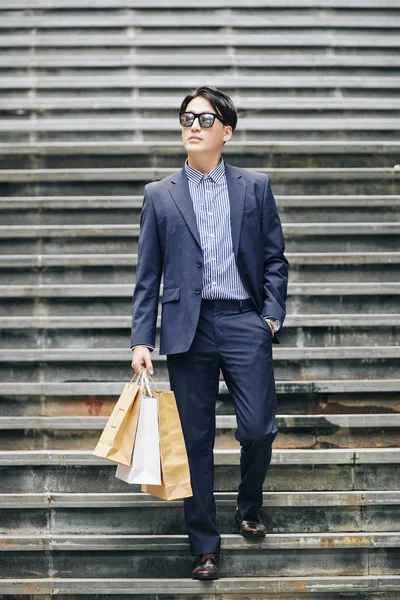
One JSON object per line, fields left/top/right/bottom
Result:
{"left": 181, "top": 96, "right": 232, "bottom": 156}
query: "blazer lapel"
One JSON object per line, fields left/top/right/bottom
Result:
{"left": 169, "top": 168, "right": 201, "bottom": 248}
{"left": 225, "top": 163, "right": 246, "bottom": 260}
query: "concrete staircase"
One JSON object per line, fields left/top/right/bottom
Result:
{"left": 0, "top": 0, "right": 400, "bottom": 597}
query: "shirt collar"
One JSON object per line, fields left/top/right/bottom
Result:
{"left": 184, "top": 157, "right": 225, "bottom": 186}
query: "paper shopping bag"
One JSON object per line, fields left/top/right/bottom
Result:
{"left": 115, "top": 391, "right": 161, "bottom": 485}
{"left": 92, "top": 375, "right": 141, "bottom": 466}
{"left": 142, "top": 389, "right": 192, "bottom": 500}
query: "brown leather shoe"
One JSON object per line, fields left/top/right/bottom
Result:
{"left": 191, "top": 552, "right": 220, "bottom": 580}
{"left": 235, "top": 509, "right": 267, "bottom": 538}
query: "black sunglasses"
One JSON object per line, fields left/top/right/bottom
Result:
{"left": 179, "top": 111, "right": 227, "bottom": 128}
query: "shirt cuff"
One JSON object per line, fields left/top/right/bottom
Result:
{"left": 131, "top": 345, "right": 155, "bottom": 352}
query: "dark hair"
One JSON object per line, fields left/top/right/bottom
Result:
{"left": 179, "top": 85, "right": 238, "bottom": 132}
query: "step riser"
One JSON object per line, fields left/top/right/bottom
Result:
{"left": 1, "top": 328, "right": 398, "bottom": 348}
{"left": 1, "top": 268, "right": 400, "bottom": 286}
{"left": 1, "top": 361, "right": 398, "bottom": 382}
{"left": 0, "top": 547, "right": 399, "bottom": 578}
{"left": 1, "top": 129, "right": 400, "bottom": 143}
{"left": 1, "top": 298, "right": 399, "bottom": 316}
{"left": 2, "top": 392, "right": 398, "bottom": 418}
{"left": 2, "top": 505, "right": 400, "bottom": 535}
{"left": 1, "top": 153, "right": 400, "bottom": 170}
{"left": 2, "top": 208, "right": 400, "bottom": 225}
{"left": 3, "top": 428, "right": 400, "bottom": 451}
{"left": 1, "top": 464, "right": 399, "bottom": 493}
{"left": 1, "top": 180, "right": 399, "bottom": 197}
{"left": 1, "top": 237, "right": 399, "bottom": 254}
{"left": 0, "top": 591, "right": 399, "bottom": 600}
{"left": 3, "top": 592, "right": 399, "bottom": 600}
{"left": 2, "top": 264, "right": 400, "bottom": 285}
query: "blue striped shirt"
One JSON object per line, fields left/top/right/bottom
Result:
{"left": 184, "top": 157, "right": 250, "bottom": 300}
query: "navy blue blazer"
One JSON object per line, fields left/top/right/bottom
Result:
{"left": 131, "top": 162, "right": 289, "bottom": 355}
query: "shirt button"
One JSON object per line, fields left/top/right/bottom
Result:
{"left": 195, "top": 288, "right": 201, "bottom": 294}
{"left": 196, "top": 261, "right": 202, "bottom": 268}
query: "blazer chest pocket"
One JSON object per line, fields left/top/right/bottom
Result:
{"left": 161, "top": 286, "right": 180, "bottom": 304}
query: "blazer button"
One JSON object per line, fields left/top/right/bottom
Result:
{"left": 195, "top": 288, "right": 201, "bottom": 294}
{"left": 196, "top": 261, "right": 202, "bottom": 268}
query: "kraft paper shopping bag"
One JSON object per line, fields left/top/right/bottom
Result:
{"left": 142, "top": 385, "right": 192, "bottom": 500}
{"left": 92, "top": 375, "right": 141, "bottom": 466}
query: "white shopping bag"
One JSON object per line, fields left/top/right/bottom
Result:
{"left": 115, "top": 372, "right": 161, "bottom": 485}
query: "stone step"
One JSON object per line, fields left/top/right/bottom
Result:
{"left": 2, "top": 413, "right": 399, "bottom": 430}
{"left": 1, "top": 313, "right": 399, "bottom": 329}
{"left": 0, "top": 575, "right": 399, "bottom": 598}
{"left": 0, "top": 223, "right": 399, "bottom": 255}
{"left": 1, "top": 316, "right": 398, "bottom": 349}
{"left": 1, "top": 117, "right": 400, "bottom": 133}
{"left": 2, "top": 54, "right": 400, "bottom": 71}
{"left": 0, "top": 282, "right": 398, "bottom": 298}
{"left": 2, "top": 197, "right": 400, "bottom": 227}
{"left": 1, "top": 531, "right": 398, "bottom": 551}
{"left": 2, "top": 195, "right": 400, "bottom": 227}
{"left": 0, "top": 352, "right": 397, "bottom": 383}
{"left": 1, "top": 31, "right": 399, "bottom": 49}
{"left": 0, "top": 532, "right": 399, "bottom": 579}
{"left": 1, "top": 167, "right": 399, "bottom": 182}
{"left": 1, "top": 74, "right": 399, "bottom": 90}
{"left": 6, "top": 0, "right": 400, "bottom": 7}
{"left": 0, "top": 282, "right": 397, "bottom": 315}
{"left": 2, "top": 194, "right": 399, "bottom": 209}
{"left": 2, "top": 453, "right": 398, "bottom": 493}
{"left": 1, "top": 141, "right": 399, "bottom": 157}
{"left": 3, "top": 211, "right": 400, "bottom": 228}
{"left": 1, "top": 222, "right": 399, "bottom": 238}
{"left": 0, "top": 297, "right": 397, "bottom": 316}
{"left": 1, "top": 346, "right": 399, "bottom": 362}
{"left": 3, "top": 489, "right": 400, "bottom": 535}
{"left": 0, "top": 278, "right": 400, "bottom": 316}
{"left": 5, "top": 266, "right": 398, "bottom": 287}
{"left": 1, "top": 379, "right": 398, "bottom": 450}
{"left": 1, "top": 254, "right": 400, "bottom": 285}
{"left": 2, "top": 491, "right": 400, "bottom": 540}
{"left": 0, "top": 581, "right": 399, "bottom": 600}
{"left": 1, "top": 57, "right": 400, "bottom": 76}
{"left": 2, "top": 413, "right": 399, "bottom": 451}
{"left": 2, "top": 12, "right": 400, "bottom": 29}
{"left": 1, "top": 252, "right": 399, "bottom": 267}
{"left": 3, "top": 503, "right": 399, "bottom": 537}
{"left": 1, "top": 448, "right": 399, "bottom": 466}
{"left": 0, "top": 66, "right": 400, "bottom": 82}
{"left": 0, "top": 168, "right": 397, "bottom": 198}
{"left": 2, "top": 378, "right": 399, "bottom": 395}
{"left": 2, "top": 490, "right": 398, "bottom": 509}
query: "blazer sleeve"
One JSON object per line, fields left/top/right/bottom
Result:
{"left": 130, "top": 184, "right": 163, "bottom": 350}
{"left": 260, "top": 175, "right": 289, "bottom": 329}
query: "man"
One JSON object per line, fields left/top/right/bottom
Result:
{"left": 131, "top": 86, "right": 289, "bottom": 580}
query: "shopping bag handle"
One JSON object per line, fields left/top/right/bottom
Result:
{"left": 128, "top": 369, "right": 159, "bottom": 394}
{"left": 139, "top": 370, "right": 155, "bottom": 397}
{"left": 128, "top": 371, "right": 142, "bottom": 386}
{"left": 142, "top": 369, "right": 160, "bottom": 391}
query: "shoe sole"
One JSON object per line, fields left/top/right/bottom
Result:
{"left": 192, "top": 573, "right": 220, "bottom": 580}
{"left": 239, "top": 529, "right": 266, "bottom": 538}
